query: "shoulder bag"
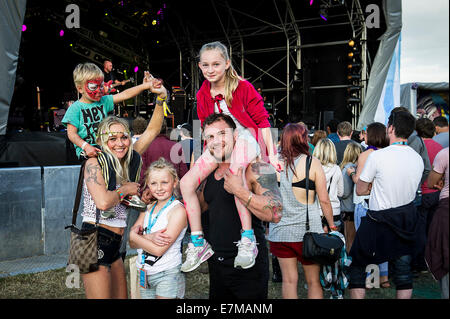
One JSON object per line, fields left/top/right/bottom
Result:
{"left": 65, "top": 161, "right": 100, "bottom": 274}
{"left": 302, "top": 155, "right": 344, "bottom": 265}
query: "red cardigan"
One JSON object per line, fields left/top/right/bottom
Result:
{"left": 196, "top": 79, "right": 271, "bottom": 160}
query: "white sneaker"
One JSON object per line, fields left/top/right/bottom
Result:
{"left": 234, "top": 237, "right": 258, "bottom": 269}
{"left": 181, "top": 242, "right": 214, "bottom": 273}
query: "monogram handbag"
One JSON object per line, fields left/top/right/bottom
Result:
{"left": 302, "top": 155, "right": 344, "bottom": 265}
{"left": 65, "top": 161, "right": 100, "bottom": 274}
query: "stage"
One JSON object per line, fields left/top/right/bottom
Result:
{"left": 0, "top": 131, "right": 79, "bottom": 167}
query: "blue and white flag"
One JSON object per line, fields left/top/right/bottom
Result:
{"left": 374, "top": 34, "right": 402, "bottom": 125}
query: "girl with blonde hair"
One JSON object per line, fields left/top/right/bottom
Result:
{"left": 312, "top": 138, "right": 344, "bottom": 232}
{"left": 130, "top": 158, "right": 187, "bottom": 299}
{"left": 339, "top": 142, "right": 362, "bottom": 251}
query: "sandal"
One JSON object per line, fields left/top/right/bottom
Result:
{"left": 380, "top": 281, "right": 391, "bottom": 288}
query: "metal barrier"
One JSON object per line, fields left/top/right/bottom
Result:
{"left": 0, "top": 167, "right": 43, "bottom": 260}
{"left": 0, "top": 165, "right": 138, "bottom": 263}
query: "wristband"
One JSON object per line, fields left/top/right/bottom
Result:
{"left": 350, "top": 171, "right": 356, "bottom": 177}
{"left": 330, "top": 225, "right": 338, "bottom": 231}
{"left": 245, "top": 192, "right": 253, "bottom": 208}
{"left": 116, "top": 189, "right": 125, "bottom": 201}
{"left": 156, "top": 95, "right": 167, "bottom": 101}
{"left": 81, "top": 141, "right": 88, "bottom": 150}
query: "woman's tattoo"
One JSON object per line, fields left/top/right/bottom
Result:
{"left": 86, "top": 163, "right": 101, "bottom": 185}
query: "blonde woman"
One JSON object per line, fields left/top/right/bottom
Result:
{"left": 339, "top": 142, "right": 362, "bottom": 251}
{"left": 312, "top": 138, "right": 344, "bottom": 232}
{"left": 80, "top": 78, "right": 166, "bottom": 299}
{"left": 180, "top": 41, "right": 279, "bottom": 272}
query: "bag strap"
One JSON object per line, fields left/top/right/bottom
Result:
{"left": 70, "top": 161, "right": 100, "bottom": 227}
{"left": 71, "top": 161, "right": 86, "bottom": 226}
{"left": 305, "top": 155, "right": 312, "bottom": 231}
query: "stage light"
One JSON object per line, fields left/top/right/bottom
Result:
{"left": 310, "top": 0, "right": 314, "bottom": 5}
{"left": 348, "top": 74, "right": 361, "bottom": 80}
{"left": 22, "top": 25, "right": 27, "bottom": 32}
{"left": 348, "top": 39, "right": 355, "bottom": 47}
{"left": 105, "top": 12, "right": 108, "bottom": 16}
{"left": 69, "top": 43, "right": 73, "bottom": 47}
{"left": 347, "top": 63, "right": 361, "bottom": 69}
{"left": 134, "top": 66, "right": 139, "bottom": 73}
{"left": 59, "top": 30, "right": 64, "bottom": 37}
{"left": 124, "top": 70, "right": 127, "bottom": 73}
{"left": 152, "top": 20, "right": 157, "bottom": 25}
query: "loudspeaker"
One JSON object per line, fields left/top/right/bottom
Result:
{"left": 323, "top": 111, "right": 334, "bottom": 130}
{"left": 171, "top": 95, "right": 186, "bottom": 126}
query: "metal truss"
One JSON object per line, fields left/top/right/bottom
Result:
{"left": 167, "top": 0, "right": 362, "bottom": 123}
{"left": 344, "top": 0, "right": 367, "bottom": 127}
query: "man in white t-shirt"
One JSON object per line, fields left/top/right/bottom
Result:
{"left": 349, "top": 110, "right": 423, "bottom": 299}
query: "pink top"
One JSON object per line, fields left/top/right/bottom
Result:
{"left": 422, "top": 139, "right": 443, "bottom": 194}
{"left": 432, "top": 147, "right": 449, "bottom": 200}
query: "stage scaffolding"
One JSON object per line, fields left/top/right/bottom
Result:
{"left": 170, "top": 0, "right": 370, "bottom": 129}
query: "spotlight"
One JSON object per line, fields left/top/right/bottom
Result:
{"left": 348, "top": 39, "right": 355, "bottom": 47}
{"left": 134, "top": 66, "right": 139, "bottom": 73}
{"left": 347, "top": 63, "right": 361, "bottom": 69}
{"left": 348, "top": 74, "right": 361, "bottom": 80}
{"left": 59, "top": 29, "right": 64, "bottom": 37}
{"left": 22, "top": 25, "right": 27, "bottom": 32}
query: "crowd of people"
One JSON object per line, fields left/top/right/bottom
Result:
{"left": 63, "top": 41, "right": 448, "bottom": 300}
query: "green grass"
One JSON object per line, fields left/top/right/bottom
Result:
{"left": 0, "top": 252, "right": 441, "bottom": 299}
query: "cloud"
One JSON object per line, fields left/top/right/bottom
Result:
{"left": 400, "top": 0, "right": 449, "bottom": 83}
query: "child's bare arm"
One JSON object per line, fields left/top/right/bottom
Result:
{"left": 261, "top": 127, "right": 281, "bottom": 171}
{"left": 112, "top": 83, "right": 150, "bottom": 104}
{"left": 67, "top": 123, "right": 100, "bottom": 157}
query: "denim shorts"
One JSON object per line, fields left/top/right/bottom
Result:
{"left": 139, "top": 265, "right": 185, "bottom": 299}
{"left": 81, "top": 222, "right": 123, "bottom": 268}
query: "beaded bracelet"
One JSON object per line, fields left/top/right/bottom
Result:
{"left": 116, "top": 189, "right": 125, "bottom": 201}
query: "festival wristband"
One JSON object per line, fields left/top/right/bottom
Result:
{"left": 116, "top": 189, "right": 125, "bottom": 201}
{"left": 156, "top": 95, "right": 167, "bottom": 101}
{"left": 81, "top": 141, "right": 88, "bottom": 150}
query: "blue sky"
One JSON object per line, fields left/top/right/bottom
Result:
{"left": 400, "top": 0, "right": 449, "bottom": 83}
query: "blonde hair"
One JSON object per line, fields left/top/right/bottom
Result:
{"left": 340, "top": 142, "right": 362, "bottom": 170}
{"left": 143, "top": 157, "right": 180, "bottom": 197}
{"left": 73, "top": 63, "right": 104, "bottom": 88}
{"left": 199, "top": 41, "right": 243, "bottom": 108}
{"left": 313, "top": 138, "right": 337, "bottom": 166}
{"left": 96, "top": 116, "right": 133, "bottom": 184}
